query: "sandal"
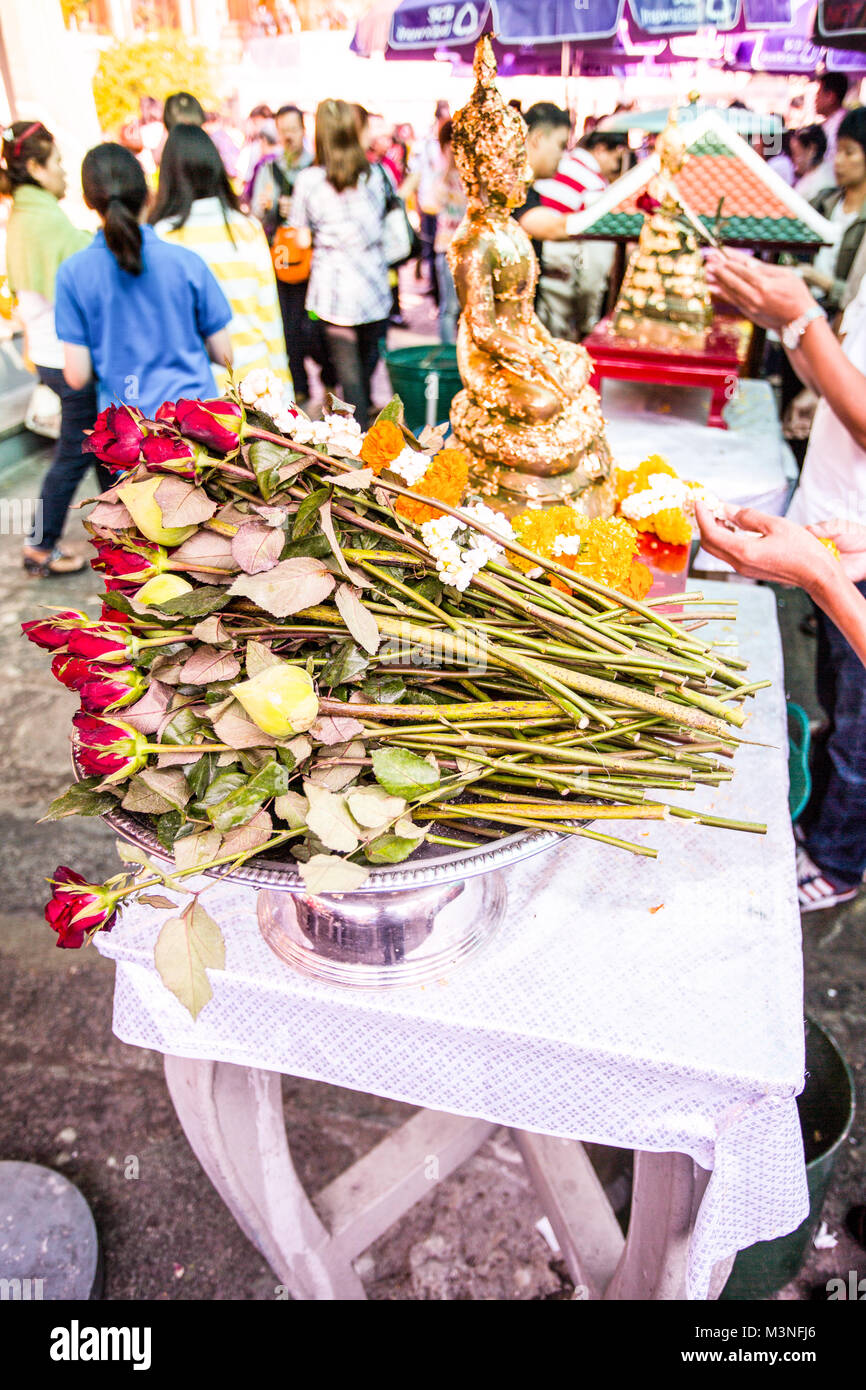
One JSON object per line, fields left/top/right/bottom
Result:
{"left": 22, "top": 546, "right": 86, "bottom": 577}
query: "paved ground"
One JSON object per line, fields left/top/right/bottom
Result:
{"left": 0, "top": 274, "right": 863, "bottom": 1301}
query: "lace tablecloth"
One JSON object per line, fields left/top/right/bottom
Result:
{"left": 96, "top": 582, "right": 808, "bottom": 1299}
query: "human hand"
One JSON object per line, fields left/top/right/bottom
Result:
{"left": 704, "top": 249, "right": 816, "bottom": 331}
{"left": 807, "top": 518, "right": 866, "bottom": 582}
{"left": 694, "top": 502, "right": 839, "bottom": 592}
{"left": 278, "top": 195, "right": 292, "bottom": 221}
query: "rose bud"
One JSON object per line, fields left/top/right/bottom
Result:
{"left": 51, "top": 653, "right": 93, "bottom": 691}
{"left": 82, "top": 404, "right": 147, "bottom": 468}
{"left": 67, "top": 623, "right": 134, "bottom": 662}
{"left": 21, "top": 610, "right": 89, "bottom": 650}
{"left": 101, "top": 604, "right": 134, "bottom": 626}
{"left": 636, "top": 190, "right": 661, "bottom": 215}
{"left": 175, "top": 398, "right": 244, "bottom": 455}
{"left": 231, "top": 661, "right": 319, "bottom": 737}
{"left": 141, "top": 434, "right": 197, "bottom": 478}
{"left": 79, "top": 665, "right": 147, "bottom": 713}
{"left": 91, "top": 540, "right": 164, "bottom": 589}
{"left": 155, "top": 401, "right": 177, "bottom": 425}
{"left": 117, "top": 476, "right": 197, "bottom": 546}
{"left": 134, "top": 573, "right": 193, "bottom": 606}
{"left": 44, "top": 867, "right": 121, "bottom": 949}
{"left": 72, "top": 711, "right": 150, "bottom": 781}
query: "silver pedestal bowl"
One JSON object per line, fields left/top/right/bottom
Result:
{"left": 94, "top": 777, "right": 566, "bottom": 988}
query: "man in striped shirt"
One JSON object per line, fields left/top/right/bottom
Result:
{"left": 533, "top": 131, "right": 625, "bottom": 341}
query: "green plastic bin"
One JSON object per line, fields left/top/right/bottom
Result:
{"left": 787, "top": 701, "right": 812, "bottom": 824}
{"left": 721, "top": 1016, "right": 855, "bottom": 1300}
{"left": 383, "top": 345, "right": 462, "bottom": 435}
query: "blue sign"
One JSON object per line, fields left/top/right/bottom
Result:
{"left": 627, "top": 0, "right": 741, "bottom": 33}
{"left": 389, "top": 1, "right": 490, "bottom": 49}
{"left": 742, "top": 0, "right": 792, "bottom": 25}
{"left": 496, "top": 0, "right": 623, "bottom": 41}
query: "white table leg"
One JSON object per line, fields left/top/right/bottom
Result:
{"left": 164, "top": 1054, "right": 366, "bottom": 1300}
{"left": 603, "top": 1150, "right": 709, "bottom": 1300}
{"left": 164, "top": 1057, "right": 722, "bottom": 1302}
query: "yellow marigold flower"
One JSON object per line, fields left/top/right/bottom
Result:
{"left": 360, "top": 419, "right": 405, "bottom": 475}
{"left": 630, "top": 507, "right": 692, "bottom": 547}
{"left": 818, "top": 537, "right": 841, "bottom": 560}
{"left": 636, "top": 454, "right": 677, "bottom": 487}
{"left": 616, "top": 455, "right": 678, "bottom": 506}
{"left": 511, "top": 506, "right": 583, "bottom": 571}
{"left": 395, "top": 447, "right": 470, "bottom": 523}
{"left": 572, "top": 516, "right": 638, "bottom": 589}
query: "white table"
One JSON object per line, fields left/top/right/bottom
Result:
{"left": 602, "top": 378, "right": 797, "bottom": 573}
{"left": 96, "top": 583, "right": 809, "bottom": 1301}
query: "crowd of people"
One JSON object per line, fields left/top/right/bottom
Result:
{"left": 2, "top": 70, "right": 865, "bottom": 922}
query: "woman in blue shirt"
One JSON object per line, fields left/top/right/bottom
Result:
{"left": 55, "top": 143, "right": 233, "bottom": 421}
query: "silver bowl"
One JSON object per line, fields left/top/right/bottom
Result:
{"left": 76, "top": 744, "right": 569, "bottom": 989}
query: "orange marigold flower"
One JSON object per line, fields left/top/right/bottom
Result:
{"left": 360, "top": 418, "right": 405, "bottom": 475}
{"left": 621, "top": 561, "right": 653, "bottom": 601}
{"left": 394, "top": 447, "right": 470, "bottom": 523}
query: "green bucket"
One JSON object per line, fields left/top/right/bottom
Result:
{"left": 383, "top": 345, "right": 462, "bottom": 435}
{"left": 787, "top": 701, "right": 812, "bottom": 823}
{"left": 721, "top": 1016, "right": 855, "bottom": 1300}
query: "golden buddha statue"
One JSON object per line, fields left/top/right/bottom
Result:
{"left": 613, "top": 111, "right": 713, "bottom": 349}
{"left": 447, "top": 38, "right": 614, "bottom": 516}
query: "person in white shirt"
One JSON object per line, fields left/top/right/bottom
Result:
{"left": 706, "top": 248, "right": 866, "bottom": 914}
{"left": 790, "top": 124, "right": 834, "bottom": 204}
{"left": 814, "top": 73, "right": 849, "bottom": 164}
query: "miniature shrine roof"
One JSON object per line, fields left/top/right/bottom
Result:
{"left": 567, "top": 112, "right": 833, "bottom": 249}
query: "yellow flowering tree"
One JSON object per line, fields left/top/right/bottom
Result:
{"left": 92, "top": 32, "right": 221, "bottom": 136}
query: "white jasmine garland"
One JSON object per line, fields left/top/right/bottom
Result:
{"left": 388, "top": 446, "right": 431, "bottom": 486}
{"left": 239, "top": 367, "right": 284, "bottom": 406}
{"left": 552, "top": 533, "right": 581, "bottom": 557}
{"left": 420, "top": 505, "right": 515, "bottom": 591}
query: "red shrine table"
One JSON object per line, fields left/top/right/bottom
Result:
{"left": 583, "top": 316, "right": 750, "bottom": 431}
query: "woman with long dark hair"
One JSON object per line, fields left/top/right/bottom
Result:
{"left": 289, "top": 98, "right": 391, "bottom": 421}
{"left": 2, "top": 120, "right": 105, "bottom": 576}
{"left": 150, "top": 124, "right": 289, "bottom": 393}
{"left": 54, "top": 143, "right": 233, "bottom": 420}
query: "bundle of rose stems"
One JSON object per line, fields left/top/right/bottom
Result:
{"left": 23, "top": 383, "right": 767, "bottom": 1008}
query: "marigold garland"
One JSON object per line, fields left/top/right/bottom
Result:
{"left": 360, "top": 418, "right": 405, "bottom": 474}
{"left": 395, "top": 448, "right": 471, "bottom": 523}
{"left": 510, "top": 506, "right": 651, "bottom": 597}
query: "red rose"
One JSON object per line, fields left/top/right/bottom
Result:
{"left": 141, "top": 434, "right": 197, "bottom": 478}
{"left": 100, "top": 604, "right": 134, "bottom": 626}
{"left": 72, "top": 711, "right": 149, "bottom": 780}
{"left": 91, "top": 540, "right": 162, "bottom": 591}
{"left": 21, "top": 610, "right": 89, "bottom": 650}
{"left": 155, "top": 401, "right": 177, "bottom": 425}
{"left": 44, "top": 867, "right": 120, "bottom": 949}
{"left": 67, "top": 624, "right": 135, "bottom": 662}
{"left": 636, "top": 190, "right": 661, "bottom": 215}
{"left": 174, "top": 398, "right": 243, "bottom": 454}
{"left": 51, "top": 654, "right": 93, "bottom": 691}
{"left": 79, "top": 665, "right": 146, "bottom": 713}
{"left": 83, "top": 405, "right": 147, "bottom": 468}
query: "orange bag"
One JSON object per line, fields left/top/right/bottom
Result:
{"left": 271, "top": 226, "right": 311, "bottom": 285}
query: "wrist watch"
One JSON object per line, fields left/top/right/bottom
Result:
{"left": 780, "top": 304, "right": 824, "bottom": 351}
